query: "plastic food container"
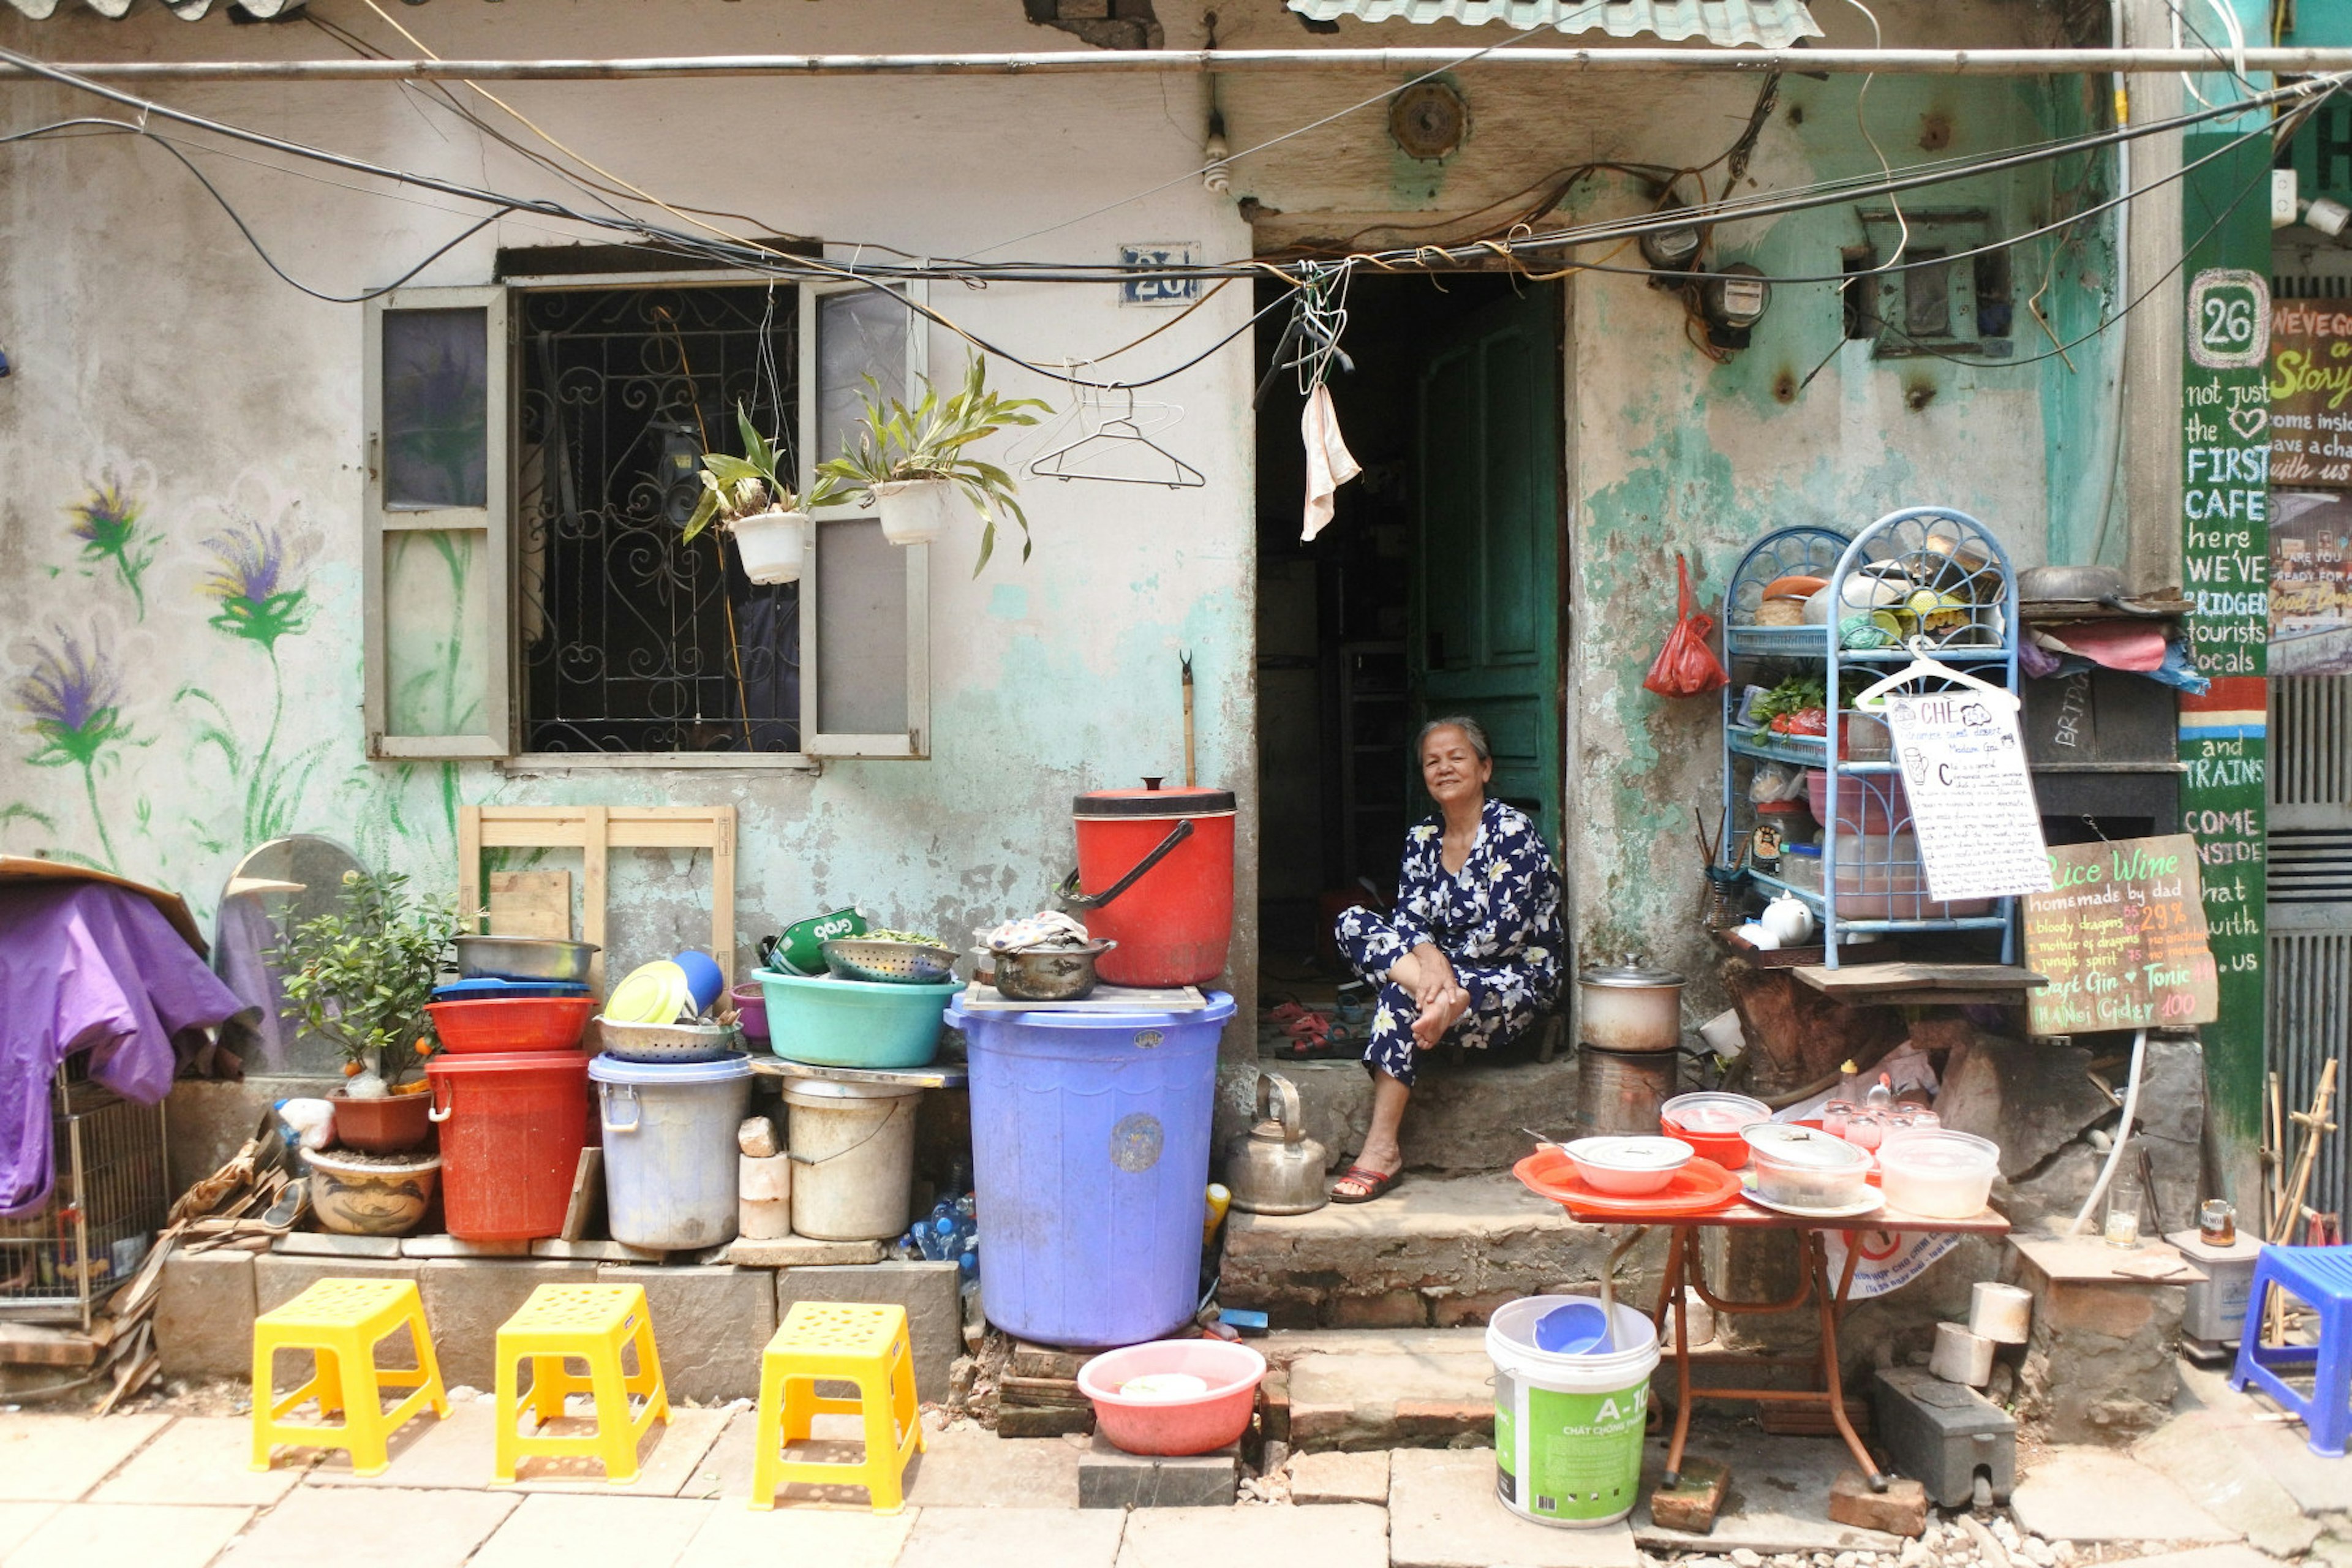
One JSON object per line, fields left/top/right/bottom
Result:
{"left": 1878, "top": 1129, "right": 2000, "bottom": 1218}
{"left": 1804, "top": 770, "right": 1911, "bottom": 836}
{"left": 1744, "top": 1123, "right": 1874, "bottom": 1208}
{"left": 1562, "top": 1136, "right": 1693, "bottom": 1196}
{"left": 424, "top": 997, "right": 594, "bottom": 1054}
{"left": 1660, "top": 1092, "right": 1771, "bottom": 1169}
{"left": 1077, "top": 1338, "right": 1266, "bottom": 1456}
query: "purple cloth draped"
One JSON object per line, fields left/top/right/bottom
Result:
{"left": 0, "top": 883, "right": 243, "bottom": 1216}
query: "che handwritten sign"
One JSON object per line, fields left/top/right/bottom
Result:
{"left": 2024, "top": 835, "right": 2221, "bottom": 1036}
{"left": 1879, "top": 690, "right": 2052, "bottom": 903}
{"left": 2271, "top": 300, "right": 2352, "bottom": 489}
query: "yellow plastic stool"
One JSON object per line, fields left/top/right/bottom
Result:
{"left": 748, "top": 1301, "right": 924, "bottom": 1513}
{"left": 249, "top": 1277, "right": 448, "bottom": 1477}
{"left": 492, "top": 1283, "right": 669, "bottom": 1485}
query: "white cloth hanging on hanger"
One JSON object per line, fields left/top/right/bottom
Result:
{"left": 1300, "top": 384, "right": 1362, "bottom": 541}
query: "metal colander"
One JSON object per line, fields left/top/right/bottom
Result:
{"left": 821, "top": 938, "right": 960, "bottom": 985}
{"left": 595, "top": 1018, "right": 745, "bottom": 1064}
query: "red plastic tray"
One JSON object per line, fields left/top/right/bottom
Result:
{"left": 1513, "top": 1148, "right": 1745, "bottom": 1219}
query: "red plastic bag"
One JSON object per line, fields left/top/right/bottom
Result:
{"left": 1643, "top": 554, "right": 1729, "bottom": 698}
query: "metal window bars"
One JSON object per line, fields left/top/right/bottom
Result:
{"left": 0, "top": 1066, "right": 170, "bottom": 1330}
{"left": 1719, "top": 507, "right": 2022, "bottom": 969}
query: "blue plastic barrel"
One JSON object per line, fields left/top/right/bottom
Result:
{"left": 947, "top": 992, "right": 1236, "bottom": 1348}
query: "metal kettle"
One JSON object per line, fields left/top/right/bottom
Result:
{"left": 1224, "top": 1072, "right": 1330, "bottom": 1215}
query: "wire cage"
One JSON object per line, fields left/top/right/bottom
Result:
{"left": 0, "top": 1062, "right": 170, "bottom": 1329}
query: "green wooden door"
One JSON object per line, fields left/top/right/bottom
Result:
{"left": 1412, "top": 288, "right": 1564, "bottom": 846}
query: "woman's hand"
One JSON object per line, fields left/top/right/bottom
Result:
{"left": 1406, "top": 943, "right": 1457, "bottom": 1010}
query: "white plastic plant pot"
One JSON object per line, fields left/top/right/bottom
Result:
{"left": 873, "top": 478, "right": 962, "bottom": 546}
{"left": 727, "top": 508, "right": 808, "bottom": 586}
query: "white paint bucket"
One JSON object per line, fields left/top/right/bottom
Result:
{"left": 782, "top": 1080, "right": 920, "bottom": 1240}
{"left": 1969, "top": 1281, "right": 2033, "bottom": 1344}
{"left": 1486, "top": 1296, "right": 1660, "bottom": 1528}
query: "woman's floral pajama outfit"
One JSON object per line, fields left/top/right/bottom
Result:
{"left": 1333, "top": 798, "right": 1564, "bottom": 1088}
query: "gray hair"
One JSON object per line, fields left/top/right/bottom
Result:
{"left": 1417, "top": 715, "right": 1492, "bottom": 764}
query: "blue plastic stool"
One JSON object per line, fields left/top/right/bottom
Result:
{"left": 2231, "top": 1245, "right": 2352, "bottom": 1456}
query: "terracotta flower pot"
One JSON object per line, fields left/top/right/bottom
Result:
{"left": 305, "top": 1148, "right": 441, "bottom": 1237}
{"left": 331, "top": 1087, "right": 434, "bottom": 1153}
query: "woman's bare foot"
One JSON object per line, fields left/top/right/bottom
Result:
{"left": 1411, "top": 986, "right": 1469, "bottom": 1049}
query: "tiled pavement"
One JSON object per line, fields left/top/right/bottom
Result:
{"left": 0, "top": 1371, "right": 2326, "bottom": 1568}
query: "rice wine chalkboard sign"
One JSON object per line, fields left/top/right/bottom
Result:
{"left": 2023, "top": 834, "right": 2220, "bottom": 1036}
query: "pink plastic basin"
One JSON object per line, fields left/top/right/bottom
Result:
{"left": 1077, "top": 1338, "right": 1267, "bottom": 1456}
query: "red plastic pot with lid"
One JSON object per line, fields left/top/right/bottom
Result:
{"left": 1063, "top": 782, "right": 1236, "bottom": 987}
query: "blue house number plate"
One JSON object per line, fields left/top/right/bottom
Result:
{"left": 1120, "top": 242, "right": 1204, "bottom": 307}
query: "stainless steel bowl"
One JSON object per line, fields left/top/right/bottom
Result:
{"left": 594, "top": 1017, "right": 745, "bottom": 1064}
{"left": 454, "top": 935, "right": 600, "bottom": 984}
{"left": 992, "top": 941, "right": 1118, "bottom": 1002}
{"left": 821, "top": 939, "right": 959, "bottom": 985}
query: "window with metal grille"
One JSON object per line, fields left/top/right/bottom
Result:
{"left": 363, "top": 276, "right": 932, "bottom": 763}
{"left": 518, "top": 285, "right": 800, "bottom": 754}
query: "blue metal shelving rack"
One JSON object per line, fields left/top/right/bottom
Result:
{"left": 1719, "top": 507, "right": 2022, "bottom": 970}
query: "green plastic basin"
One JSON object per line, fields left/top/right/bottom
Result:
{"left": 754, "top": 968, "right": 958, "bottom": 1069}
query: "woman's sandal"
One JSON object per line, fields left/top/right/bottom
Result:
{"left": 1329, "top": 1164, "right": 1405, "bottom": 1204}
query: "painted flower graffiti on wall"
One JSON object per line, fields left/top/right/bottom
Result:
{"left": 65, "top": 475, "right": 159, "bottom": 619}
{"left": 11, "top": 622, "right": 140, "bottom": 871}
{"left": 177, "top": 502, "right": 326, "bottom": 852}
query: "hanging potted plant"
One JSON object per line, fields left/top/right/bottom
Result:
{"left": 819, "top": 356, "right": 1050, "bottom": 573}
{"left": 278, "top": 869, "right": 457, "bottom": 1156}
{"left": 682, "top": 403, "right": 848, "bottom": 587}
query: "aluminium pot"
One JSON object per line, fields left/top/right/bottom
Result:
{"left": 1576, "top": 954, "right": 1687, "bottom": 1054}
{"left": 993, "top": 940, "right": 1118, "bottom": 1001}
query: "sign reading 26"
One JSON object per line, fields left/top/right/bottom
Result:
{"left": 2188, "top": 268, "right": 2271, "bottom": 370}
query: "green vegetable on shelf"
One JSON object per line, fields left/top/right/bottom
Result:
{"left": 864, "top": 927, "right": 944, "bottom": 947}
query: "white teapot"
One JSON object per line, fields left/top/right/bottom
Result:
{"left": 1759, "top": 892, "right": 1817, "bottom": 947}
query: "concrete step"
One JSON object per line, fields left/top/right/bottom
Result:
{"left": 1213, "top": 1057, "right": 1580, "bottom": 1179}
{"left": 1262, "top": 1327, "right": 1497, "bottom": 1451}
{"left": 1220, "top": 1170, "right": 1653, "bottom": 1330}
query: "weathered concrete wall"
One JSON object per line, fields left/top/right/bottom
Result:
{"left": 0, "top": 3, "right": 1259, "bottom": 1041}
{"left": 1561, "top": 74, "right": 2109, "bottom": 1003}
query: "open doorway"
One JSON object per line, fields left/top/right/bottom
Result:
{"left": 1253, "top": 273, "right": 1567, "bottom": 1048}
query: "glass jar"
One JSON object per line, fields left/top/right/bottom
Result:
{"left": 2104, "top": 1167, "right": 2144, "bottom": 1249}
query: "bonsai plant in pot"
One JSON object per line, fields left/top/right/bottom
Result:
{"left": 682, "top": 402, "right": 848, "bottom": 587}
{"left": 278, "top": 869, "right": 457, "bottom": 1156}
{"left": 819, "top": 356, "right": 1050, "bottom": 573}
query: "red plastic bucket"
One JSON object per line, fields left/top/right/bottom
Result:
{"left": 426, "top": 1051, "right": 590, "bottom": 1240}
{"left": 1068, "top": 785, "right": 1235, "bottom": 987}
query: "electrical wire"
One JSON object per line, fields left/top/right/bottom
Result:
{"left": 1, "top": 44, "right": 2340, "bottom": 391}
{"left": 1851, "top": 102, "right": 2300, "bottom": 372}
{"left": 0, "top": 118, "right": 512, "bottom": 303}
{"left": 968, "top": 0, "right": 1621, "bottom": 257}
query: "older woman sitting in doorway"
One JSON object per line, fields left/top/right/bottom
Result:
{"left": 1328, "top": 717, "right": 1564, "bottom": 1204}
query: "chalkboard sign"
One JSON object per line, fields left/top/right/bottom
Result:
{"left": 2271, "top": 300, "right": 2352, "bottom": 489}
{"left": 2024, "top": 834, "right": 2222, "bottom": 1036}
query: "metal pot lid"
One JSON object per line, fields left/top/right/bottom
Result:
{"left": 1578, "top": 953, "right": 1687, "bottom": 989}
{"left": 1074, "top": 783, "right": 1236, "bottom": 817}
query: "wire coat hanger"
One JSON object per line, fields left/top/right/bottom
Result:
{"left": 1028, "top": 385, "right": 1205, "bottom": 489}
